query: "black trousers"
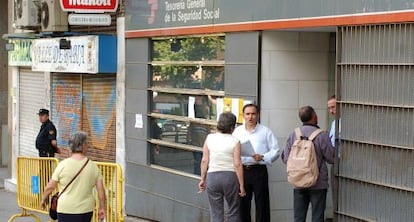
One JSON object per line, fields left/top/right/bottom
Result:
{"left": 240, "top": 165, "right": 270, "bottom": 222}
{"left": 293, "top": 189, "right": 327, "bottom": 222}
{"left": 38, "top": 150, "right": 54, "bottom": 157}
{"left": 57, "top": 212, "right": 93, "bottom": 222}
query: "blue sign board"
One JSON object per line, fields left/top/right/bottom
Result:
{"left": 32, "top": 175, "right": 39, "bottom": 194}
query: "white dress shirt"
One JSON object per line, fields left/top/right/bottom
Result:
{"left": 232, "top": 123, "right": 280, "bottom": 165}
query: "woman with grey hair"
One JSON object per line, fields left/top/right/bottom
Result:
{"left": 41, "top": 132, "right": 106, "bottom": 222}
{"left": 199, "top": 112, "right": 246, "bottom": 222}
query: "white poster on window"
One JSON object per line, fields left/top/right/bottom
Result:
{"left": 216, "top": 98, "right": 224, "bottom": 121}
{"left": 135, "top": 114, "right": 143, "bottom": 128}
{"left": 188, "top": 96, "right": 195, "bottom": 118}
{"left": 215, "top": 97, "right": 253, "bottom": 124}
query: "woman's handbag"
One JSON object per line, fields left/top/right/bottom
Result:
{"left": 49, "top": 192, "right": 59, "bottom": 219}
{"left": 49, "top": 159, "right": 90, "bottom": 220}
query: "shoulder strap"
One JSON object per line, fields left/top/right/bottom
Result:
{"left": 294, "top": 127, "right": 302, "bottom": 140}
{"left": 308, "top": 129, "right": 322, "bottom": 141}
{"left": 59, "top": 158, "right": 89, "bottom": 196}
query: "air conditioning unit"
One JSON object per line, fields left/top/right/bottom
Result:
{"left": 40, "top": 0, "right": 68, "bottom": 32}
{"left": 14, "top": 0, "right": 40, "bottom": 28}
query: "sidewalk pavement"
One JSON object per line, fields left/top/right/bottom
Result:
{"left": 1, "top": 167, "right": 154, "bottom": 222}
{"left": 1, "top": 167, "right": 51, "bottom": 222}
{"left": 0, "top": 189, "right": 52, "bottom": 222}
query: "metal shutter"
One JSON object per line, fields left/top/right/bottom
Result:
{"left": 19, "top": 70, "right": 46, "bottom": 157}
{"left": 82, "top": 75, "right": 116, "bottom": 162}
{"left": 51, "top": 73, "right": 82, "bottom": 154}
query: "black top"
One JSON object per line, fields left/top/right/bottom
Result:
{"left": 36, "top": 119, "right": 57, "bottom": 152}
{"left": 151, "top": 120, "right": 162, "bottom": 139}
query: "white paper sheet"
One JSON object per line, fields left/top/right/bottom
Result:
{"left": 241, "top": 140, "right": 255, "bottom": 156}
{"left": 215, "top": 98, "right": 224, "bottom": 121}
{"left": 188, "top": 96, "right": 195, "bottom": 118}
{"left": 134, "top": 114, "right": 143, "bottom": 128}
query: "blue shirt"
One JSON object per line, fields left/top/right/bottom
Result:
{"left": 329, "top": 120, "right": 335, "bottom": 147}
{"left": 329, "top": 119, "right": 342, "bottom": 147}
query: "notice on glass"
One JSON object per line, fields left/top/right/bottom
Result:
{"left": 135, "top": 114, "right": 143, "bottom": 128}
{"left": 241, "top": 140, "right": 255, "bottom": 156}
{"left": 188, "top": 96, "right": 195, "bottom": 118}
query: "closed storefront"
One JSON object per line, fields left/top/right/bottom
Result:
{"left": 19, "top": 69, "right": 46, "bottom": 157}
{"left": 51, "top": 73, "right": 116, "bottom": 162}
{"left": 30, "top": 35, "right": 118, "bottom": 162}
{"left": 5, "top": 0, "right": 121, "bottom": 191}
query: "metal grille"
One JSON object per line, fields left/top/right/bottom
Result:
{"left": 337, "top": 24, "right": 414, "bottom": 221}
{"left": 52, "top": 74, "right": 82, "bottom": 152}
{"left": 51, "top": 74, "right": 116, "bottom": 162}
{"left": 341, "top": 65, "right": 414, "bottom": 106}
{"left": 82, "top": 75, "right": 117, "bottom": 162}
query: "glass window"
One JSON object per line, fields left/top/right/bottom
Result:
{"left": 152, "top": 92, "right": 220, "bottom": 119}
{"left": 150, "top": 144, "right": 203, "bottom": 175}
{"left": 152, "top": 65, "right": 224, "bottom": 91}
{"left": 152, "top": 36, "right": 225, "bottom": 61}
{"left": 149, "top": 35, "right": 225, "bottom": 175}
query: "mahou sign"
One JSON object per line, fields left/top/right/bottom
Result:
{"left": 60, "top": 0, "right": 119, "bottom": 12}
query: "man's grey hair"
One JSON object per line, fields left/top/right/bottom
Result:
{"left": 69, "top": 131, "right": 88, "bottom": 153}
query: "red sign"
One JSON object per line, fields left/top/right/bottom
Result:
{"left": 60, "top": 0, "right": 119, "bottom": 12}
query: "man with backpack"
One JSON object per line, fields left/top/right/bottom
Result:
{"left": 282, "top": 105, "right": 335, "bottom": 222}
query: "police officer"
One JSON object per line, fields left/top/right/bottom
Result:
{"left": 36, "top": 108, "right": 60, "bottom": 157}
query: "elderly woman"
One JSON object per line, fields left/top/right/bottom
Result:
{"left": 199, "top": 112, "right": 246, "bottom": 222}
{"left": 41, "top": 132, "right": 106, "bottom": 222}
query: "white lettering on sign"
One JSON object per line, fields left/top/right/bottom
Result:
{"left": 68, "top": 14, "right": 111, "bottom": 26}
{"left": 61, "top": 0, "right": 118, "bottom": 12}
{"left": 31, "top": 36, "right": 98, "bottom": 73}
{"left": 32, "top": 44, "right": 85, "bottom": 66}
{"left": 165, "top": 1, "right": 185, "bottom": 11}
{"left": 186, "top": 0, "right": 205, "bottom": 9}
{"left": 164, "top": 0, "right": 219, "bottom": 24}
{"left": 68, "top": 0, "right": 111, "bottom": 6}
{"left": 178, "top": 10, "right": 202, "bottom": 23}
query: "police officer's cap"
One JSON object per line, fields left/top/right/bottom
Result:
{"left": 37, "top": 108, "right": 49, "bottom": 115}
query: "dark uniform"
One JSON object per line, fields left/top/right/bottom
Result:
{"left": 36, "top": 119, "right": 58, "bottom": 157}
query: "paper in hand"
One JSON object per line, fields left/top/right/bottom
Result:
{"left": 241, "top": 140, "right": 255, "bottom": 156}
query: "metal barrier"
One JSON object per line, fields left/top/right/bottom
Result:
{"left": 8, "top": 157, "right": 124, "bottom": 222}
{"left": 8, "top": 156, "right": 59, "bottom": 222}
{"left": 93, "top": 162, "right": 124, "bottom": 222}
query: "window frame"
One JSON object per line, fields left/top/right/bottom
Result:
{"left": 148, "top": 35, "right": 226, "bottom": 174}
